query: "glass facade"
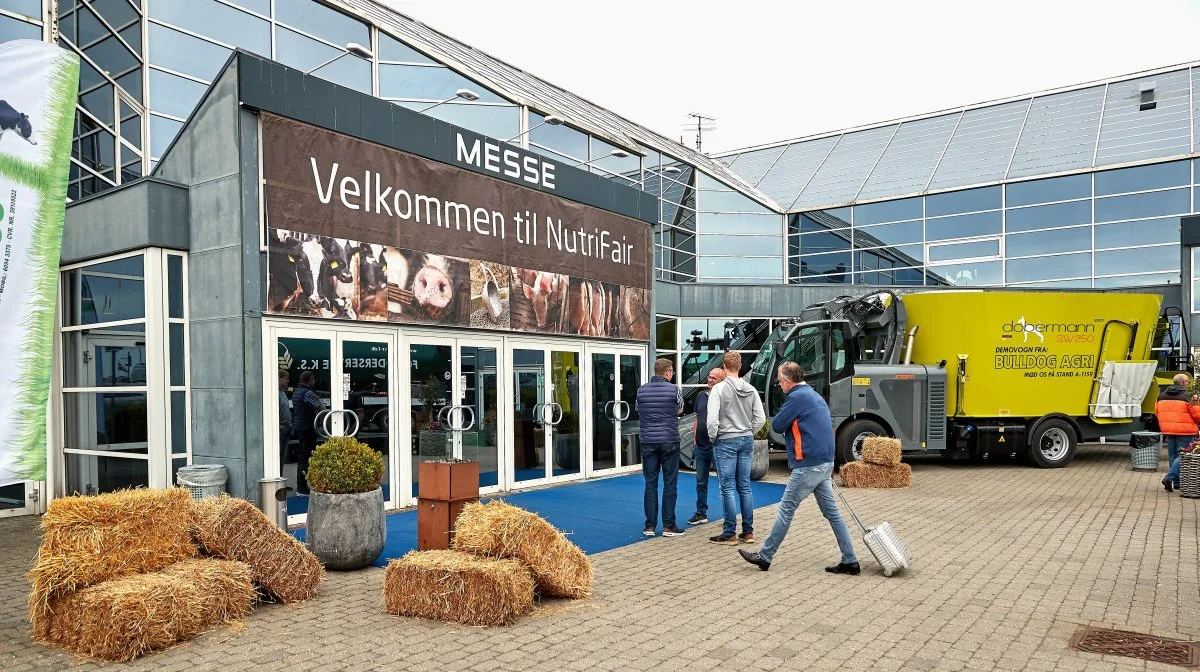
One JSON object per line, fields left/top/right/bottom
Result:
{"left": 58, "top": 0, "right": 141, "bottom": 199}
{"left": 788, "top": 160, "right": 1197, "bottom": 288}
{"left": 50, "top": 0, "right": 783, "bottom": 288}
{"left": 59, "top": 250, "right": 189, "bottom": 495}
{"left": 654, "top": 315, "right": 787, "bottom": 412}
{"left": 44, "top": 1, "right": 1200, "bottom": 292}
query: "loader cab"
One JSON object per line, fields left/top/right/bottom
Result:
{"left": 749, "top": 319, "right": 854, "bottom": 415}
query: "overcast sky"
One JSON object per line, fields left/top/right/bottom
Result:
{"left": 381, "top": 0, "right": 1200, "bottom": 155}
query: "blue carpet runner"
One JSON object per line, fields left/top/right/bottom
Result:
{"left": 290, "top": 472, "right": 786, "bottom": 568}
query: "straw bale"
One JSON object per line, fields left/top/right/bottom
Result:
{"left": 839, "top": 461, "right": 912, "bottom": 488}
{"left": 191, "top": 495, "right": 323, "bottom": 603}
{"left": 28, "top": 488, "right": 196, "bottom": 632}
{"left": 451, "top": 500, "right": 592, "bottom": 599}
{"left": 861, "top": 437, "right": 903, "bottom": 466}
{"left": 383, "top": 550, "right": 534, "bottom": 626}
{"left": 34, "top": 558, "right": 255, "bottom": 662}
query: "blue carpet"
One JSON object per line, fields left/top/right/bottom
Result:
{"left": 290, "top": 472, "right": 786, "bottom": 568}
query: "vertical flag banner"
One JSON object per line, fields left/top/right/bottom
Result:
{"left": 0, "top": 40, "right": 79, "bottom": 487}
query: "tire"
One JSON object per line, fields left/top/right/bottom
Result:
{"left": 750, "top": 440, "right": 769, "bottom": 481}
{"left": 1028, "top": 418, "right": 1077, "bottom": 468}
{"left": 837, "top": 419, "right": 885, "bottom": 465}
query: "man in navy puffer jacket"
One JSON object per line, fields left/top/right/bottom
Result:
{"left": 739, "top": 361, "right": 859, "bottom": 573}
{"left": 636, "top": 358, "right": 685, "bottom": 537}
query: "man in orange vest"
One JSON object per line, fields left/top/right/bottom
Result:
{"left": 1155, "top": 373, "right": 1200, "bottom": 492}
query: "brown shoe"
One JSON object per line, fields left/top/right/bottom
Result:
{"left": 738, "top": 532, "right": 754, "bottom": 544}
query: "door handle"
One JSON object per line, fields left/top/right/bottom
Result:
{"left": 454, "top": 405, "right": 476, "bottom": 432}
{"left": 315, "top": 408, "right": 360, "bottom": 439}
{"left": 603, "top": 400, "right": 615, "bottom": 420}
{"left": 532, "top": 402, "right": 544, "bottom": 424}
{"left": 437, "top": 405, "right": 454, "bottom": 431}
{"left": 614, "top": 400, "right": 631, "bottom": 421}
{"left": 546, "top": 402, "right": 563, "bottom": 426}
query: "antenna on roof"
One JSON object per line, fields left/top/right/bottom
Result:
{"left": 683, "top": 112, "right": 717, "bottom": 153}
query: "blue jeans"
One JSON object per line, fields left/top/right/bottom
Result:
{"left": 1167, "top": 456, "right": 1182, "bottom": 486}
{"left": 694, "top": 444, "right": 713, "bottom": 517}
{"left": 715, "top": 436, "right": 754, "bottom": 536}
{"left": 759, "top": 463, "right": 858, "bottom": 565}
{"left": 642, "top": 442, "right": 680, "bottom": 530}
{"left": 1166, "top": 435, "right": 1194, "bottom": 469}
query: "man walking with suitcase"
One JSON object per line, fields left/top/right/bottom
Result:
{"left": 636, "top": 358, "right": 687, "bottom": 537}
{"left": 739, "top": 362, "right": 859, "bottom": 573}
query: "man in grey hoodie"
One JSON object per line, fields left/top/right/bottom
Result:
{"left": 706, "top": 351, "right": 766, "bottom": 545}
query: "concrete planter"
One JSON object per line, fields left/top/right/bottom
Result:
{"left": 751, "top": 440, "right": 770, "bottom": 481}
{"left": 305, "top": 487, "right": 386, "bottom": 570}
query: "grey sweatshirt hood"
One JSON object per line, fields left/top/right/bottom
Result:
{"left": 705, "top": 376, "right": 766, "bottom": 441}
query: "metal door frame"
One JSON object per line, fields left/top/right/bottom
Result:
{"left": 404, "top": 329, "right": 506, "bottom": 504}
{"left": 506, "top": 339, "right": 584, "bottom": 488}
{"left": 583, "top": 343, "right": 648, "bottom": 478}
{"left": 264, "top": 319, "right": 400, "bottom": 527}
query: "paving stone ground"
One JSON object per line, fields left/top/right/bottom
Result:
{"left": 1, "top": 443, "right": 1197, "bottom": 671}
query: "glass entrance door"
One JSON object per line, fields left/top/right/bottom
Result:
{"left": 408, "top": 335, "right": 502, "bottom": 501}
{"left": 271, "top": 325, "right": 396, "bottom": 523}
{"left": 587, "top": 346, "right": 645, "bottom": 475}
{"left": 509, "top": 344, "right": 582, "bottom": 485}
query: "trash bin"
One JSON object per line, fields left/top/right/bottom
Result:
{"left": 1129, "top": 431, "right": 1161, "bottom": 472}
{"left": 177, "top": 464, "right": 228, "bottom": 500}
{"left": 258, "top": 477, "right": 291, "bottom": 529}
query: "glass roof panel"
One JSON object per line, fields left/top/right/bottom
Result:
{"left": 927, "top": 99, "right": 1027, "bottom": 190}
{"left": 857, "top": 113, "right": 959, "bottom": 201}
{"left": 1007, "top": 85, "right": 1106, "bottom": 179}
{"left": 793, "top": 125, "right": 896, "bottom": 210}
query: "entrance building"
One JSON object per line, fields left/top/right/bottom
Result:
{"left": 47, "top": 51, "right": 657, "bottom": 520}
{"left": 267, "top": 322, "right": 644, "bottom": 524}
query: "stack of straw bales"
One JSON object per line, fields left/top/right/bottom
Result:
{"left": 383, "top": 550, "right": 534, "bottom": 626}
{"left": 191, "top": 495, "right": 323, "bottom": 603}
{"left": 452, "top": 500, "right": 592, "bottom": 598}
{"left": 383, "top": 500, "right": 592, "bottom": 626}
{"left": 27, "top": 488, "right": 256, "bottom": 662}
{"left": 839, "top": 437, "right": 913, "bottom": 488}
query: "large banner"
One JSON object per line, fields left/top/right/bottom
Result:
{"left": 0, "top": 41, "right": 79, "bottom": 487}
{"left": 262, "top": 114, "right": 653, "bottom": 341}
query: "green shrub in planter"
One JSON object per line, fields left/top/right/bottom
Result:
{"left": 306, "top": 436, "right": 385, "bottom": 495}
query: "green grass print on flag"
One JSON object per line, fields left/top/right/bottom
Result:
{"left": 1, "top": 44, "right": 78, "bottom": 483}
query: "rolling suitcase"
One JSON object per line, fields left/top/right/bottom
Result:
{"left": 835, "top": 486, "right": 912, "bottom": 577}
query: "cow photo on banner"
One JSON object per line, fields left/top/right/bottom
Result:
{"left": 0, "top": 41, "right": 79, "bottom": 487}
{"left": 261, "top": 113, "right": 653, "bottom": 342}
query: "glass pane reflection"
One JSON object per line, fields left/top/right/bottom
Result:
{"left": 66, "top": 453, "right": 148, "bottom": 496}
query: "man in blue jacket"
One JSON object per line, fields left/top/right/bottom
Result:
{"left": 636, "top": 358, "right": 686, "bottom": 537}
{"left": 739, "top": 362, "right": 859, "bottom": 573}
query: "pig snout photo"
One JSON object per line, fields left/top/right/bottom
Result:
{"left": 413, "top": 261, "right": 453, "bottom": 320}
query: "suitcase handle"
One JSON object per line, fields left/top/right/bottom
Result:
{"left": 831, "top": 479, "right": 869, "bottom": 534}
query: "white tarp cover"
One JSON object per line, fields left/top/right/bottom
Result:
{"left": 1092, "top": 361, "right": 1159, "bottom": 419}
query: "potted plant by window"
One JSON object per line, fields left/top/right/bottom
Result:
{"left": 750, "top": 424, "right": 771, "bottom": 481}
{"left": 304, "top": 436, "right": 386, "bottom": 570}
{"left": 553, "top": 410, "right": 581, "bottom": 471}
{"left": 417, "top": 376, "right": 449, "bottom": 458}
